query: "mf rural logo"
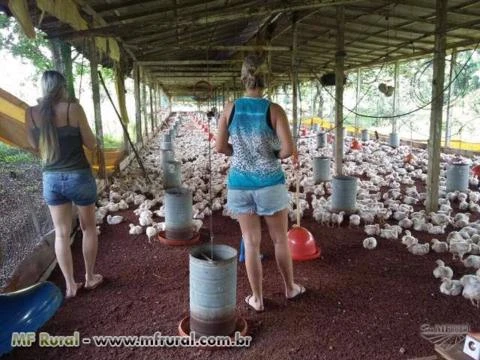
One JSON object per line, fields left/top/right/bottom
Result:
{"left": 420, "top": 323, "right": 471, "bottom": 349}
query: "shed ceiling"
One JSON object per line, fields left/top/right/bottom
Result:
{"left": 6, "top": 0, "right": 480, "bottom": 97}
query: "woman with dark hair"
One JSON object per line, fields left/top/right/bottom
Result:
{"left": 26, "top": 70, "right": 103, "bottom": 299}
{"left": 216, "top": 55, "right": 305, "bottom": 312}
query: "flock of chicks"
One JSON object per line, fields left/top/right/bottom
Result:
{"left": 94, "top": 111, "right": 480, "bottom": 308}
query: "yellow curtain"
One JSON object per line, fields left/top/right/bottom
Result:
{"left": 36, "top": 0, "right": 88, "bottom": 30}
{"left": 8, "top": 0, "right": 35, "bottom": 38}
{"left": 114, "top": 64, "right": 130, "bottom": 125}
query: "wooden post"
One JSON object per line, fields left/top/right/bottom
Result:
{"left": 392, "top": 61, "right": 400, "bottom": 133}
{"left": 149, "top": 84, "right": 154, "bottom": 134}
{"left": 153, "top": 83, "right": 158, "bottom": 129}
{"left": 291, "top": 13, "right": 299, "bottom": 139}
{"left": 355, "top": 67, "right": 360, "bottom": 135}
{"left": 426, "top": 0, "right": 448, "bottom": 213}
{"left": 50, "top": 39, "right": 75, "bottom": 99}
{"left": 114, "top": 62, "right": 130, "bottom": 153}
{"left": 89, "top": 39, "right": 106, "bottom": 179}
{"left": 444, "top": 48, "right": 456, "bottom": 147}
{"left": 335, "top": 5, "right": 345, "bottom": 176}
{"left": 141, "top": 69, "right": 148, "bottom": 138}
{"left": 133, "top": 63, "right": 142, "bottom": 144}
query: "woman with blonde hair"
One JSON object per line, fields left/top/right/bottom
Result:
{"left": 26, "top": 70, "right": 103, "bottom": 298}
{"left": 216, "top": 55, "right": 305, "bottom": 312}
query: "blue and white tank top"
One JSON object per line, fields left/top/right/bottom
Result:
{"left": 227, "top": 97, "right": 285, "bottom": 190}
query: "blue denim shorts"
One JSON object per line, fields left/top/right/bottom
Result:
{"left": 227, "top": 183, "right": 289, "bottom": 216}
{"left": 43, "top": 168, "right": 97, "bottom": 206}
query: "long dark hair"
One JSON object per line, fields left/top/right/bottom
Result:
{"left": 38, "top": 70, "right": 66, "bottom": 163}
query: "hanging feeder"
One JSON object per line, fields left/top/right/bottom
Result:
{"left": 158, "top": 187, "right": 200, "bottom": 245}
{"left": 178, "top": 244, "right": 247, "bottom": 339}
{"left": 193, "top": 80, "right": 213, "bottom": 102}
{"left": 287, "top": 164, "right": 320, "bottom": 261}
{"left": 404, "top": 153, "right": 416, "bottom": 164}
{"left": 472, "top": 165, "right": 480, "bottom": 178}
{"left": 350, "top": 138, "right": 362, "bottom": 150}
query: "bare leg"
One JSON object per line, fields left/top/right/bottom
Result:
{"left": 237, "top": 213, "right": 263, "bottom": 311}
{"left": 77, "top": 204, "right": 103, "bottom": 289}
{"left": 264, "top": 208, "right": 304, "bottom": 298}
{"left": 48, "top": 203, "right": 81, "bottom": 298}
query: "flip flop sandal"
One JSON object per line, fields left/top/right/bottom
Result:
{"left": 286, "top": 285, "right": 306, "bottom": 300}
{"left": 84, "top": 275, "right": 104, "bottom": 290}
{"left": 245, "top": 295, "right": 264, "bottom": 313}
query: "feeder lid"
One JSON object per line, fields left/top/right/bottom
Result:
{"left": 287, "top": 226, "right": 321, "bottom": 261}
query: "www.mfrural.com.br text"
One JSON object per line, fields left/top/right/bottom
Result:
{"left": 11, "top": 331, "right": 252, "bottom": 348}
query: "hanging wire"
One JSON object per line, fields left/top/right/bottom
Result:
{"left": 306, "top": 39, "right": 480, "bottom": 120}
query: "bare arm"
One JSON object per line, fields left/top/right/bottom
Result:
{"left": 25, "top": 108, "right": 38, "bottom": 151}
{"left": 72, "top": 103, "right": 97, "bottom": 150}
{"left": 270, "top": 103, "right": 296, "bottom": 159}
{"left": 215, "top": 102, "right": 233, "bottom": 156}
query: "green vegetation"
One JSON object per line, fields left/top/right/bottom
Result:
{"left": 0, "top": 14, "right": 52, "bottom": 76}
{"left": 0, "top": 143, "right": 37, "bottom": 164}
{"left": 102, "top": 134, "right": 123, "bottom": 149}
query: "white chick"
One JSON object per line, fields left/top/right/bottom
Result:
{"left": 107, "top": 214, "right": 124, "bottom": 225}
{"left": 349, "top": 214, "right": 361, "bottom": 227}
{"left": 363, "top": 237, "right": 377, "bottom": 250}
{"left": 439, "top": 278, "right": 463, "bottom": 296}
{"left": 462, "top": 255, "right": 480, "bottom": 269}
{"left": 449, "top": 240, "right": 472, "bottom": 260}
{"left": 192, "top": 219, "right": 203, "bottom": 233}
{"left": 408, "top": 242, "right": 430, "bottom": 256}
{"left": 431, "top": 239, "right": 449, "bottom": 253}
{"left": 433, "top": 259, "right": 453, "bottom": 280}
{"left": 460, "top": 275, "right": 480, "bottom": 307}
{"left": 146, "top": 226, "right": 158, "bottom": 243}
{"left": 96, "top": 226, "right": 101, "bottom": 236}
{"left": 401, "top": 230, "right": 418, "bottom": 247}
{"left": 129, "top": 224, "right": 143, "bottom": 235}
{"left": 398, "top": 218, "right": 413, "bottom": 229}
{"left": 364, "top": 224, "right": 380, "bottom": 236}
{"left": 118, "top": 199, "right": 129, "bottom": 210}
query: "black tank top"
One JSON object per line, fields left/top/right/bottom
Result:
{"left": 31, "top": 103, "right": 91, "bottom": 172}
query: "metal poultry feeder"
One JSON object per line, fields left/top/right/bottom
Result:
{"left": 178, "top": 244, "right": 248, "bottom": 338}
{"left": 158, "top": 187, "right": 200, "bottom": 245}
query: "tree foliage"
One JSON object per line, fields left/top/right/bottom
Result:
{"left": 0, "top": 14, "right": 52, "bottom": 72}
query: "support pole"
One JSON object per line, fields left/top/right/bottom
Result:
{"left": 291, "top": 13, "right": 299, "bottom": 139}
{"left": 426, "top": 0, "right": 448, "bottom": 213}
{"left": 89, "top": 39, "right": 106, "bottom": 181}
{"left": 149, "top": 84, "right": 154, "bottom": 134}
{"left": 141, "top": 69, "right": 148, "bottom": 138}
{"left": 392, "top": 61, "right": 399, "bottom": 133}
{"left": 355, "top": 67, "right": 360, "bottom": 135}
{"left": 114, "top": 62, "right": 130, "bottom": 153}
{"left": 444, "top": 48, "right": 456, "bottom": 148}
{"left": 335, "top": 5, "right": 345, "bottom": 176}
{"left": 134, "top": 63, "right": 142, "bottom": 144}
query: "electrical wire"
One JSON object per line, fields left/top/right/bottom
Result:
{"left": 307, "top": 39, "right": 480, "bottom": 120}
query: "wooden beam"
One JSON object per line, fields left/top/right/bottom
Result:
{"left": 392, "top": 61, "right": 399, "bottom": 133}
{"left": 137, "top": 60, "right": 243, "bottom": 66}
{"left": 444, "top": 48, "right": 457, "bottom": 147}
{"left": 335, "top": 5, "right": 345, "bottom": 176}
{"left": 89, "top": 39, "right": 106, "bottom": 179}
{"left": 139, "top": 45, "right": 290, "bottom": 57}
{"left": 52, "top": 0, "right": 364, "bottom": 40}
{"left": 426, "top": 0, "right": 448, "bottom": 213}
{"left": 72, "top": 0, "right": 136, "bottom": 61}
{"left": 291, "top": 13, "right": 299, "bottom": 139}
{"left": 133, "top": 63, "right": 142, "bottom": 144}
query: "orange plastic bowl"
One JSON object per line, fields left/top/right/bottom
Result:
{"left": 287, "top": 226, "right": 321, "bottom": 261}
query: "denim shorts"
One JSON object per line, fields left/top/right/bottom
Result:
{"left": 43, "top": 168, "right": 97, "bottom": 206}
{"left": 227, "top": 183, "right": 289, "bottom": 216}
